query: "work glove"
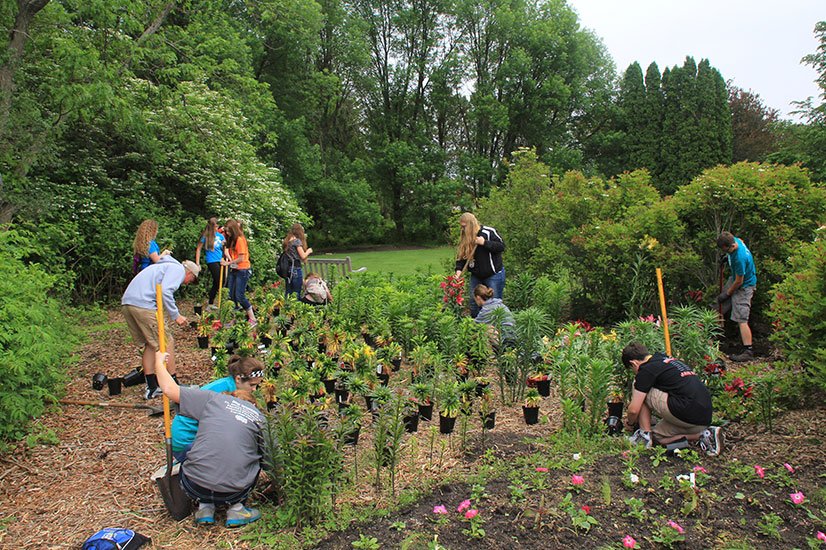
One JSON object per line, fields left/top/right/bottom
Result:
{"left": 716, "top": 291, "right": 730, "bottom": 304}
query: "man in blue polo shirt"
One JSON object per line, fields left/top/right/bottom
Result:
{"left": 716, "top": 231, "right": 757, "bottom": 362}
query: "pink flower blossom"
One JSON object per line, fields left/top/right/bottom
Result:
{"left": 790, "top": 492, "right": 806, "bottom": 505}
{"left": 754, "top": 465, "right": 765, "bottom": 479}
{"left": 535, "top": 467, "right": 549, "bottom": 472}
{"left": 464, "top": 509, "right": 479, "bottom": 520}
{"left": 571, "top": 475, "right": 585, "bottom": 486}
{"left": 784, "top": 463, "right": 795, "bottom": 474}
{"left": 668, "top": 520, "right": 685, "bottom": 534}
{"left": 457, "top": 499, "right": 471, "bottom": 513}
{"left": 817, "top": 531, "right": 826, "bottom": 542}
{"left": 623, "top": 535, "right": 637, "bottom": 548}
{"left": 693, "top": 466, "right": 708, "bottom": 474}
{"left": 581, "top": 505, "right": 591, "bottom": 514}
{"left": 433, "top": 505, "right": 448, "bottom": 514}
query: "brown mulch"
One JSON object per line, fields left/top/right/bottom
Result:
{"left": 0, "top": 305, "right": 560, "bottom": 549}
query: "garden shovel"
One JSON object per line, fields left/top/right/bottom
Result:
{"left": 153, "top": 284, "right": 191, "bottom": 520}
{"left": 59, "top": 399, "right": 163, "bottom": 417}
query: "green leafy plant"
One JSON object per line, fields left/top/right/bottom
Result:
{"left": 351, "top": 534, "right": 380, "bottom": 549}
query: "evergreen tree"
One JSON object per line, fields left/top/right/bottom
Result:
{"left": 641, "top": 62, "right": 663, "bottom": 174}
{"left": 617, "top": 62, "right": 646, "bottom": 170}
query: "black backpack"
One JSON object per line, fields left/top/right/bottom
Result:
{"left": 276, "top": 251, "right": 294, "bottom": 279}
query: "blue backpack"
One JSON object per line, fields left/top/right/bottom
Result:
{"left": 82, "top": 528, "right": 150, "bottom": 550}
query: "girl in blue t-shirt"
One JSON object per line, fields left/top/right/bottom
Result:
{"left": 132, "top": 219, "right": 162, "bottom": 273}
{"left": 195, "top": 217, "right": 226, "bottom": 307}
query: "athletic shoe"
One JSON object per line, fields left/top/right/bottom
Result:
{"left": 729, "top": 349, "right": 754, "bottom": 362}
{"left": 194, "top": 503, "right": 215, "bottom": 525}
{"left": 627, "top": 428, "right": 652, "bottom": 448}
{"left": 226, "top": 504, "right": 261, "bottom": 528}
{"left": 206, "top": 304, "right": 218, "bottom": 311}
{"left": 699, "top": 426, "right": 723, "bottom": 457}
{"left": 144, "top": 386, "right": 163, "bottom": 400}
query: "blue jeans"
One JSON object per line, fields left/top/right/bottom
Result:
{"left": 172, "top": 444, "right": 192, "bottom": 464}
{"left": 470, "top": 267, "right": 506, "bottom": 318}
{"left": 285, "top": 266, "right": 303, "bottom": 300}
{"left": 228, "top": 268, "right": 251, "bottom": 310}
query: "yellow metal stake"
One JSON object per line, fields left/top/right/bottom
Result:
{"left": 656, "top": 268, "right": 672, "bottom": 356}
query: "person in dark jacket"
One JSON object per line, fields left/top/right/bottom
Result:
{"left": 454, "top": 212, "right": 505, "bottom": 318}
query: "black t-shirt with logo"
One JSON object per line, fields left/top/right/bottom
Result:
{"left": 633, "top": 353, "right": 712, "bottom": 426}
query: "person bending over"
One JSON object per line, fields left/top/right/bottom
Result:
{"left": 472, "top": 284, "right": 515, "bottom": 349}
{"left": 716, "top": 231, "right": 757, "bottom": 362}
{"left": 454, "top": 212, "right": 505, "bottom": 318}
{"left": 621, "top": 342, "right": 723, "bottom": 457}
{"left": 171, "top": 355, "right": 264, "bottom": 462}
{"left": 155, "top": 351, "right": 264, "bottom": 528}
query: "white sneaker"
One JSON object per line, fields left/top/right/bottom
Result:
{"left": 206, "top": 304, "right": 218, "bottom": 311}
{"left": 627, "top": 428, "right": 652, "bottom": 448}
{"left": 194, "top": 503, "right": 215, "bottom": 525}
{"left": 699, "top": 426, "right": 723, "bottom": 457}
{"left": 144, "top": 386, "right": 163, "bottom": 400}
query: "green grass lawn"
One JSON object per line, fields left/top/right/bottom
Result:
{"left": 316, "top": 246, "right": 454, "bottom": 277}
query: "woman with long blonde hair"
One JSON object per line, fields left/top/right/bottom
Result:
{"left": 194, "top": 217, "right": 226, "bottom": 307}
{"left": 221, "top": 219, "right": 256, "bottom": 325}
{"left": 454, "top": 212, "right": 505, "bottom": 318}
{"left": 282, "top": 223, "right": 313, "bottom": 299}
{"left": 132, "top": 219, "right": 161, "bottom": 273}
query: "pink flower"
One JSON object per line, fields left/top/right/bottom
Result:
{"left": 668, "top": 520, "right": 685, "bottom": 534}
{"left": 464, "top": 509, "right": 479, "bottom": 519}
{"left": 432, "top": 505, "right": 448, "bottom": 514}
{"left": 457, "top": 499, "right": 471, "bottom": 513}
{"left": 623, "top": 535, "right": 637, "bottom": 548}
{"left": 754, "top": 465, "right": 765, "bottom": 479}
{"left": 817, "top": 531, "right": 826, "bottom": 542}
{"left": 784, "top": 463, "right": 795, "bottom": 474}
{"left": 571, "top": 475, "right": 585, "bottom": 486}
{"left": 581, "top": 505, "right": 591, "bottom": 514}
{"left": 693, "top": 466, "right": 708, "bottom": 474}
{"left": 535, "top": 467, "right": 549, "bottom": 472}
{"left": 790, "top": 491, "right": 806, "bottom": 505}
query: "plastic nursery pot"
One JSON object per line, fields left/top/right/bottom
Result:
{"left": 378, "top": 373, "right": 390, "bottom": 387}
{"left": 194, "top": 305, "right": 203, "bottom": 315}
{"left": 439, "top": 414, "right": 457, "bottom": 434}
{"left": 107, "top": 377, "right": 122, "bottom": 396}
{"left": 266, "top": 401, "right": 278, "bottom": 412}
{"left": 475, "top": 382, "right": 489, "bottom": 397}
{"left": 418, "top": 402, "right": 433, "bottom": 421}
{"left": 536, "top": 379, "right": 551, "bottom": 397}
{"left": 335, "top": 388, "right": 350, "bottom": 404}
{"left": 323, "top": 379, "right": 336, "bottom": 395}
{"left": 318, "top": 342, "right": 326, "bottom": 354}
{"left": 260, "top": 335, "right": 272, "bottom": 347}
{"left": 189, "top": 321, "right": 197, "bottom": 329}
{"left": 121, "top": 368, "right": 145, "bottom": 388}
{"left": 197, "top": 336, "right": 209, "bottom": 349}
{"left": 92, "top": 372, "right": 108, "bottom": 391}
{"left": 364, "top": 395, "right": 374, "bottom": 410}
{"left": 482, "top": 411, "right": 496, "bottom": 430}
{"left": 391, "top": 358, "right": 402, "bottom": 372}
{"left": 403, "top": 412, "right": 419, "bottom": 433}
{"left": 522, "top": 406, "right": 540, "bottom": 425}
{"left": 343, "top": 427, "right": 360, "bottom": 446}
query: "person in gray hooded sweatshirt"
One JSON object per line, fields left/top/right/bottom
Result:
{"left": 473, "top": 284, "right": 515, "bottom": 347}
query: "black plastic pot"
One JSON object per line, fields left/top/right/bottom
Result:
{"left": 122, "top": 368, "right": 145, "bottom": 388}
{"left": 537, "top": 379, "right": 551, "bottom": 397}
{"left": 260, "top": 335, "right": 272, "bottom": 347}
{"left": 335, "top": 387, "right": 350, "bottom": 404}
{"left": 92, "top": 372, "right": 108, "bottom": 391}
{"left": 194, "top": 305, "right": 203, "bottom": 315}
{"left": 475, "top": 382, "right": 490, "bottom": 397}
{"left": 439, "top": 414, "right": 456, "bottom": 434}
{"left": 403, "top": 412, "right": 419, "bottom": 433}
{"left": 266, "top": 401, "right": 278, "bottom": 412}
{"left": 344, "top": 427, "right": 360, "bottom": 446}
{"left": 323, "top": 379, "right": 336, "bottom": 396}
{"left": 189, "top": 321, "right": 197, "bottom": 329}
{"left": 391, "top": 358, "right": 402, "bottom": 371}
{"left": 378, "top": 373, "right": 390, "bottom": 386}
{"left": 210, "top": 347, "right": 218, "bottom": 356}
{"left": 225, "top": 341, "right": 237, "bottom": 354}
{"left": 522, "top": 406, "right": 539, "bottom": 425}
{"left": 606, "top": 401, "right": 624, "bottom": 436}
{"left": 418, "top": 402, "right": 433, "bottom": 421}
{"left": 482, "top": 411, "right": 496, "bottom": 430}
{"left": 197, "top": 336, "right": 209, "bottom": 349}
{"left": 318, "top": 342, "right": 326, "bottom": 353}
{"left": 364, "top": 395, "right": 374, "bottom": 410}
{"left": 107, "top": 377, "right": 122, "bottom": 396}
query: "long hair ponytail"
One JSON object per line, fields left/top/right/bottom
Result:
{"left": 456, "top": 212, "right": 480, "bottom": 261}
{"left": 203, "top": 217, "right": 218, "bottom": 250}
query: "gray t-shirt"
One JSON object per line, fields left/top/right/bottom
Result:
{"left": 286, "top": 238, "right": 301, "bottom": 263}
{"left": 179, "top": 386, "right": 264, "bottom": 493}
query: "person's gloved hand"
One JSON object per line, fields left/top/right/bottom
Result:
{"left": 717, "top": 291, "right": 730, "bottom": 304}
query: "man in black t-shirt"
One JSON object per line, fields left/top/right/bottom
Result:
{"left": 621, "top": 342, "right": 723, "bottom": 457}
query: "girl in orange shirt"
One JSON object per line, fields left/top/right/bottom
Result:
{"left": 222, "top": 219, "right": 256, "bottom": 326}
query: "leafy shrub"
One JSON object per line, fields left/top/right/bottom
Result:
{"left": 0, "top": 230, "right": 79, "bottom": 441}
{"left": 769, "top": 238, "right": 826, "bottom": 391}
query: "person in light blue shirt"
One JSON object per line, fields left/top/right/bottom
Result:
{"left": 716, "top": 231, "right": 757, "bottom": 362}
{"left": 195, "top": 217, "right": 227, "bottom": 307}
{"left": 171, "top": 355, "right": 264, "bottom": 462}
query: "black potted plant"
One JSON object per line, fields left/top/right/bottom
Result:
{"left": 522, "top": 388, "right": 541, "bottom": 425}
{"left": 402, "top": 400, "right": 419, "bottom": 433}
{"left": 437, "top": 381, "right": 460, "bottom": 434}
{"left": 411, "top": 382, "right": 433, "bottom": 421}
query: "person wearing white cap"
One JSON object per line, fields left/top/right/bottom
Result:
{"left": 121, "top": 255, "right": 200, "bottom": 399}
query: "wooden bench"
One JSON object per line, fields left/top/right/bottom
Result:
{"left": 304, "top": 257, "right": 365, "bottom": 286}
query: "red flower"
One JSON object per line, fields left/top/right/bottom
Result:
{"left": 581, "top": 505, "right": 591, "bottom": 514}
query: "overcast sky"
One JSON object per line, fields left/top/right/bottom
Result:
{"left": 568, "top": 0, "right": 824, "bottom": 120}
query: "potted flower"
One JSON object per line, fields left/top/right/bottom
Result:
{"left": 402, "top": 399, "right": 419, "bottom": 433}
{"left": 474, "top": 376, "right": 492, "bottom": 397}
{"left": 341, "top": 404, "right": 364, "bottom": 446}
{"left": 527, "top": 371, "right": 551, "bottom": 397}
{"left": 260, "top": 379, "right": 278, "bottom": 411}
{"left": 478, "top": 387, "right": 496, "bottom": 430}
{"left": 607, "top": 389, "right": 624, "bottom": 436}
{"left": 437, "top": 381, "right": 461, "bottom": 434}
{"left": 382, "top": 341, "right": 404, "bottom": 372}
{"left": 411, "top": 382, "right": 433, "bottom": 421}
{"left": 195, "top": 313, "right": 213, "bottom": 349}
{"left": 522, "top": 388, "right": 541, "bottom": 425}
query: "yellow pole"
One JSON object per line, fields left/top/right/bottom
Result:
{"left": 656, "top": 268, "right": 672, "bottom": 356}
{"left": 155, "top": 284, "right": 171, "bottom": 432}
{"left": 217, "top": 264, "right": 225, "bottom": 309}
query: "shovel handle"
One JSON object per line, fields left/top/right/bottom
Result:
{"left": 155, "top": 284, "right": 172, "bottom": 439}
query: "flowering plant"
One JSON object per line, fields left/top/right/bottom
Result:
{"left": 440, "top": 274, "right": 465, "bottom": 311}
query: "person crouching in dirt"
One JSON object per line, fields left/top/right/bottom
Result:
{"left": 121, "top": 256, "right": 200, "bottom": 399}
{"left": 155, "top": 351, "right": 265, "bottom": 527}
{"left": 621, "top": 342, "right": 723, "bottom": 457}
{"left": 301, "top": 272, "right": 333, "bottom": 305}
{"left": 473, "top": 284, "right": 515, "bottom": 350}
{"left": 171, "top": 355, "right": 264, "bottom": 463}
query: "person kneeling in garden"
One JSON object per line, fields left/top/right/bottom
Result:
{"left": 621, "top": 342, "right": 723, "bottom": 457}
{"left": 155, "top": 351, "right": 265, "bottom": 527}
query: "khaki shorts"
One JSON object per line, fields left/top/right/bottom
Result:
{"left": 729, "top": 285, "right": 755, "bottom": 324}
{"left": 122, "top": 305, "right": 174, "bottom": 353}
{"left": 646, "top": 388, "right": 707, "bottom": 440}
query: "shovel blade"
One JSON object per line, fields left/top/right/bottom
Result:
{"left": 151, "top": 463, "right": 192, "bottom": 520}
